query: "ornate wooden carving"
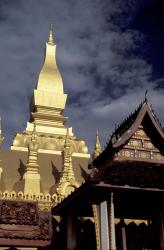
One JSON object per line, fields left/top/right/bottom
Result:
{"left": 0, "top": 200, "right": 38, "bottom": 225}
{"left": 0, "top": 200, "right": 52, "bottom": 245}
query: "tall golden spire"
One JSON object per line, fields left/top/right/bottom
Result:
{"left": 29, "top": 26, "right": 68, "bottom": 130}
{"left": 11, "top": 27, "right": 89, "bottom": 160}
{"left": 92, "top": 130, "right": 102, "bottom": 160}
{"left": 36, "top": 26, "right": 64, "bottom": 94}
{"left": 56, "top": 129, "right": 79, "bottom": 201}
{"left": 24, "top": 124, "right": 41, "bottom": 194}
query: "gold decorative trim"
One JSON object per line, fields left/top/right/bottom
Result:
{"left": 124, "top": 219, "right": 148, "bottom": 225}
{"left": 11, "top": 146, "right": 90, "bottom": 158}
{"left": 92, "top": 204, "right": 101, "bottom": 250}
{"left": 108, "top": 193, "right": 116, "bottom": 250}
{"left": 72, "top": 152, "right": 90, "bottom": 158}
{"left": 0, "top": 190, "right": 56, "bottom": 211}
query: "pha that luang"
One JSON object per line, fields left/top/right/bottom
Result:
{"left": 0, "top": 28, "right": 92, "bottom": 249}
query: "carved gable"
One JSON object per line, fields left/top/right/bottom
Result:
{"left": 115, "top": 125, "right": 164, "bottom": 163}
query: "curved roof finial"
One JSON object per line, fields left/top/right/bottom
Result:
{"left": 144, "top": 89, "right": 148, "bottom": 103}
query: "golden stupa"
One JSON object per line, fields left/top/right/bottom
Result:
{"left": 0, "top": 28, "right": 91, "bottom": 208}
{"left": 11, "top": 28, "right": 89, "bottom": 156}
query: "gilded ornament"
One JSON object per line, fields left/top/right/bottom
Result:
{"left": 144, "top": 142, "right": 153, "bottom": 149}
{"left": 56, "top": 129, "right": 80, "bottom": 201}
{"left": 135, "top": 129, "right": 146, "bottom": 137}
{"left": 155, "top": 154, "right": 163, "bottom": 161}
{"left": 139, "top": 151, "right": 147, "bottom": 159}
{"left": 124, "top": 150, "right": 131, "bottom": 158}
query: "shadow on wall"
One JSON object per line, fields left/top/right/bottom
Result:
{"left": 49, "top": 161, "right": 61, "bottom": 195}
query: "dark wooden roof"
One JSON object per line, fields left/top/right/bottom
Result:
{"left": 92, "top": 160, "right": 164, "bottom": 189}
{"left": 92, "top": 100, "right": 164, "bottom": 168}
{"left": 52, "top": 180, "right": 164, "bottom": 218}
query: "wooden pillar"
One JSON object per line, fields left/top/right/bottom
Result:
{"left": 121, "top": 220, "right": 127, "bottom": 250}
{"left": 108, "top": 193, "right": 116, "bottom": 250}
{"left": 158, "top": 210, "right": 164, "bottom": 250}
{"left": 92, "top": 195, "right": 116, "bottom": 250}
{"left": 66, "top": 208, "right": 76, "bottom": 250}
{"left": 100, "top": 200, "right": 109, "bottom": 250}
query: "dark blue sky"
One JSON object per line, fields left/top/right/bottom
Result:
{"left": 131, "top": 0, "right": 164, "bottom": 80}
{"left": 0, "top": 0, "right": 164, "bottom": 151}
{"left": 107, "top": 0, "right": 164, "bottom": 80}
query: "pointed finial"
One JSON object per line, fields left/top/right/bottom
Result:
{"left": 111, "top": 192, "right": 114, "bottom": 203}
{"left": 65, "top": 127, "right": 69, "bottom": 139}
{"left": 144, "top": 90, "right": 148, "bottom": 103}
{"left": 96, "top": 130, "right": 101, "bottom": 149}
{"left": 33, "top": 122, "right": 36, "bottom": 132}
{"left": 64, "top": 128, "right": 71, "bottom": 149}
{"left": 92, "top": 130, "right": 102, "bottom": 160}
{"left": 31, "top": 123, "right": 37, "bottom": 141}
{"left": 0, "top": 117, "right": 4, "bottom": 146}
{"left": 96, "top": 130, "right": 100, "bottom": 144}
{"left": 48, "top": 24, "right": 54, "bottom": 45}
{"left": 0, "top": 116, "right": 1, "bottom": 132}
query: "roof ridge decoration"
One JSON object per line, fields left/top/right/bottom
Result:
{"left": 110, "top": 101, "right": 143, "bottom": 144}
{"left": 108, "top": 98, "right": 164, "bottom": 148}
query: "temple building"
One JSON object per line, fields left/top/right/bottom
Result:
{"left": 52, "top": 98, "right": 164, "bottom": 250}
{"left": 0, "top": 28, "right": 164, "bottom": 250}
